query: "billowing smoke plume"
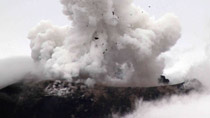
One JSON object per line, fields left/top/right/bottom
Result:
{"left": 28, "top": 0, "right": 181, "bottom": 86}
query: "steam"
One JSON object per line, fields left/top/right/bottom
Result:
{"left": 121, "top": 53, "right": 210, "bottom": 118}
{"left": 28, "top": 0, "right": 181, "bottom": 86}
{"left": 119, "top": 28, "right": 210, "bottom": 118}
{"left": 121, "top": 92, "right": 210, "bottom": 118}
{"left": 0, "top": 57, "right": 35, "bottom": 88}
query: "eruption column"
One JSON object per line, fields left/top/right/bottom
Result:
{"left": 28, "top": 0, "right": 181, "bottom": 87}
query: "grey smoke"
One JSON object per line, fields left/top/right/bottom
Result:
{"left": 28, "top": 0, "right": 181, "bottom": 87}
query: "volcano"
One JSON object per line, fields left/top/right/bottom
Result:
{"left": 0, "top": 77, "right": 201, "bottom": 118}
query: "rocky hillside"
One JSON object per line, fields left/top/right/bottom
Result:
{"left": 0, "top": 79, "right": 202, "bottom": 118}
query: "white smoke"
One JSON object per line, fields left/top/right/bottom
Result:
{"left": 0, "top": 57, "right": 35, "bottom": 89}
{"left": 85, "top": 78, "right": 96, "bottom": 87}
{"left": 121, "top": 92, "right": 210, "bottom": 118}
{"left": 119, "top": 29, "right": 210, "bottom": 118}
{"left": 118, "top": 12, "right": 210, "bottom": 118}
{"left": 28, "top": 0, "right": 181, "bottom": 86}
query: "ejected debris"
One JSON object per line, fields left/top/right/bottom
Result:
{"left": 94, "top": 37, "right": 99, "bottom": 40}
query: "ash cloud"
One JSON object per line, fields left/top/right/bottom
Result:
{"left": 28, "top": 0, "right": 181, "bottom": 87}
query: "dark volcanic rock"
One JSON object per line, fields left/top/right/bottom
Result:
{"left": 0, "top": 79, "right": 201, "bottom": 118}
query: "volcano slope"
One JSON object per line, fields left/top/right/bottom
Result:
{"left": 0, "top": 78, "right": 201, "bottom": 118}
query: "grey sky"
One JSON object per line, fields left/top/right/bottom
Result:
{"left": 0, "top": 0, "right": 68, "bottom": 58}
{"left": 0, "top": 0, "right": 210, "bottom": 59}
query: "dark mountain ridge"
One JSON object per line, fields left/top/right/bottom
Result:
{"left": 0, "top": 78, "right": 202, "bottom": 118}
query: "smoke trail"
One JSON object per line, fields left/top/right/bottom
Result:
{"left": 28, "top": 0, "right": 181, "bottom": 86}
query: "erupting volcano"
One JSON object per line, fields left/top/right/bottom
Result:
{"left": 28, "top": 0, "right": 180, "bottom": 87}
{"left": 1, "top": 0, "right": 209, "bottom": 118}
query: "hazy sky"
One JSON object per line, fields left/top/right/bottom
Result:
{"left": 0, "top": 0, "right": 210, "bottom": 59}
